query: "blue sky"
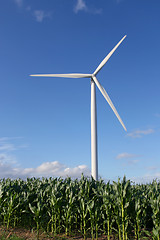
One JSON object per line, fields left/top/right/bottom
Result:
{"left": 0, "top": 0, "right": 160, "bottom": 182}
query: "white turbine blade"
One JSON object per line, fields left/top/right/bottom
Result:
{"left": 93, "top": 35, "right": 127, "bottom": 76}
{"left": 92, "top": 76, "right": 127, "bottom": 131}
{"left": 30, "top": 73, "right": 92, "bottom": 78}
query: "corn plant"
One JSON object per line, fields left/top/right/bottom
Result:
{"left": 77, "top": 175, "right": 95, "bottom": 239}
{"left": 113, "top": 176, "right": 131, "bottom": 240}
{"left": 98, "top": 181, "right": 115, "bottom": 240}
{"left": 1, "top": 176, "right": 160, "bottom": 239}
{"left": 94, "top": 198, "right": 101, "bottom": 240}
{"left": 29, "top": 199, "right": 46, "bottom": 239}
{"left": 0, "top": 183, "right": 4, "bottom": 221}
{"left": 29, "top": 185, "right": 47, "bottom": 239}
{"left": 87, "top": 198, "right": 95, "bottom": 239}
{"left": 149, "top": 181, "right": 160, "bottom": 240}
{"left": 62, "top": 179, "right": 77, "bottom": 236}
{"left": 2, "top": 192, "right": 20, "bottom": 229}
{"left": 46, "top": 178, "right": 65, "bottom": 234}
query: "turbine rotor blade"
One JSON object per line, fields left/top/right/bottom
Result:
{"left": 92, "top": 76, "right": 127, "bottom": 131}
{"left": 93, "top": 35, "right": 127, "bottom": 76}
{"left": 30, "top": 73, "right": 92, "bottom": 78}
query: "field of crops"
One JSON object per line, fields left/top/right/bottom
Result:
{"left": 0, "top": 175, "right": 160, "bottom": 239}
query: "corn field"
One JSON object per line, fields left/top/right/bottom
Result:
{"left": 0, "top": 175, "right": 160, "bottom": 239}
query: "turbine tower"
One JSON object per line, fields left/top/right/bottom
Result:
{"left": 30, "top": 35, "right": 127, "bottom": 181}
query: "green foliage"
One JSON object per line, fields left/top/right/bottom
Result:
{"left": 0, "top": 176, "right": 160, "bottom": 239}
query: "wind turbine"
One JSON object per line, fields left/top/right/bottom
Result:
{"left": 30, "top": 35, "right": 127, "bottom": 181}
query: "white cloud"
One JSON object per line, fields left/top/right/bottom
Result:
{"left": 33, "top": 10, "right": 52, "bottom": 22}
{"left": 0, "top": 153, "right": 16, "bottom": 164}
{"left": 0, "top": 160, "right": 90, "bottom": 179}
{"left": 116, "top": 152, "right": 137, "bottom": 160}
{"left": 0, "top": 137, "right": 90, "bottom": 179}
{"left": 2, "top": 159, "right": 160, "bottom": 184}
{"left": 0, "top": 137, "right": 27, "bottom": 166}
{"left": 0, "top": 137, "right": 22, "bottom": 142}
{"left": 13, "top": 0, "right": 52, "bottom": 23}
{"left": 74, "top": 0, "right": 102, "bottom": 14}
{"left": 0, "top": 143, "right": 16, "bottom": 151}
{"left": 127, "top": 128, "right": 154, "bottom": 138}
{"left": 22, "top": 161, "right": 90, "bottom": 178}
{"left": 63, "top": 165, "right": 89, "bottom": 177}
{"left": 0, "top": 137, "right": 26, "bottom": 152}
{"left": 14, "top": 0, "right": 23, "bottom": 7}
{"left": 74, "top": 0, "right": 87, "bottom": 13}
{"left": 116, "top": 153, "right": 140, "bottom": 166}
